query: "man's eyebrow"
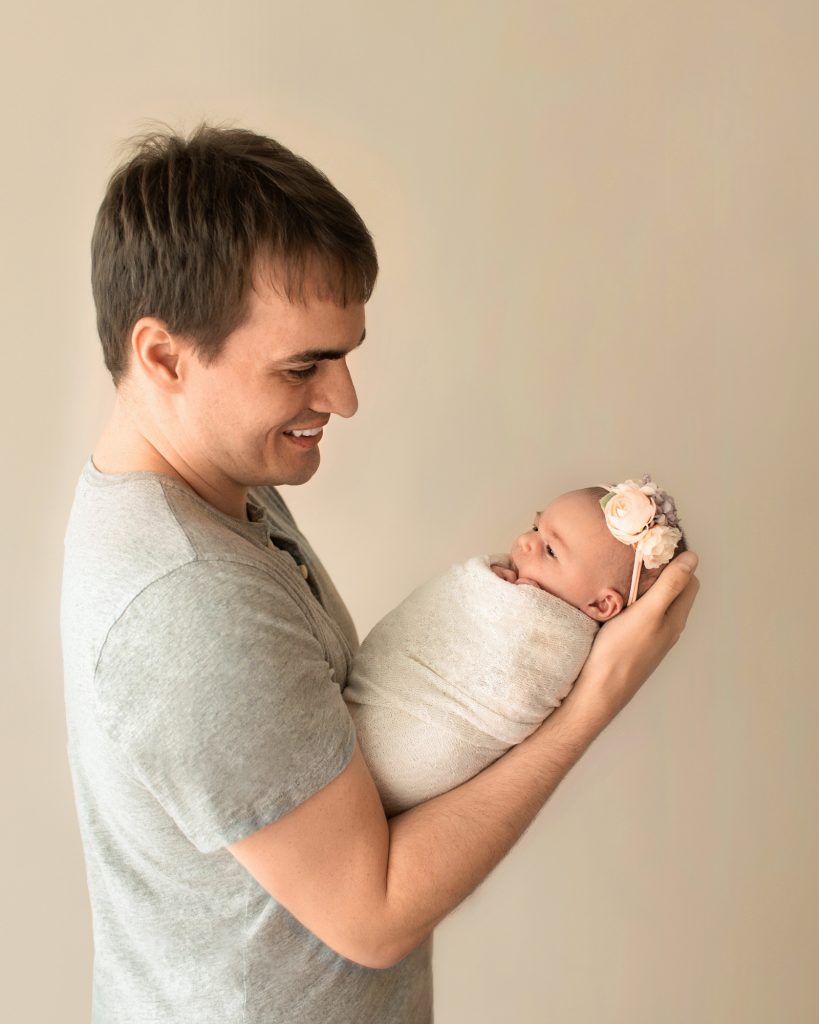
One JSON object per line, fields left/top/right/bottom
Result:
{"left": 276, "top": 328, "right": 366, "bottom": 365}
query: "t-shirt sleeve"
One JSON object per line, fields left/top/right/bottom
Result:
{"left": 93, "top": 559, "right": 356, "bottom": 853}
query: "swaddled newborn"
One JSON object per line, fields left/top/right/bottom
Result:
{"left": 344, "top": 480, "right": 686, "bottom": 816}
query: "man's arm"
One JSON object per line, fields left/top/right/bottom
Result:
{"left": 230, "top": 554, "right": 699, "bottom": 969}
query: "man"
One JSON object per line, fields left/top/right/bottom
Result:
{"left": 61, "top": 124, "right": 699, "bottom": 1023}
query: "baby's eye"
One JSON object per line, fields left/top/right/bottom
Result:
{"left": 545, "top": 545, "right": 556, "bottom": 559}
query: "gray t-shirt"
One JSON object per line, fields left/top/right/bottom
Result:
{"left": 61, "top": 459, "right": 433, "bottom": 1023}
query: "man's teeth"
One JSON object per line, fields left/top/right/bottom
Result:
{"left": 287, "top": 427, "right": 323, "bottom": 437}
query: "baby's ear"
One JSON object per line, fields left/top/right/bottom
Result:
{"left": 586, "top": 588, "right": 624, "bottom": 621}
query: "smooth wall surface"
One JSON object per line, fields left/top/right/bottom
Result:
{"left": 3, "top": 3, "right": 816, "bottom": 1021}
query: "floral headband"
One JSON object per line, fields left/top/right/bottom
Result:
{"left": 598, "top": 474, "right": 683, "bottom": 607}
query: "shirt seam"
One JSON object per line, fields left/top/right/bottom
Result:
{"left": 88, "top": 555, "right": 348, "bottom": 851}
{"left": 91, "top": 555, "right": 317, "bottom": 680}
{"left": 83, "top": 462, "right": 272, "bottom": 548}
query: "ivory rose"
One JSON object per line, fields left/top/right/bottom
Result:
{"left": 610, "top": 477, "right": 659, "bottom": 498}
{"left": 602, "top": 487, "right": 655, "bottom": 544}
{"left": 638, "top": 525, "right": 683, "bottom": 569}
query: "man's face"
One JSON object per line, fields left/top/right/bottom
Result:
{"left": 177, "top": 271, "right": 366, "bottom": 493}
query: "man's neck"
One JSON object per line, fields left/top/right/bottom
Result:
{"left": 92, "top": 400, "right": 250, "bottom": 521}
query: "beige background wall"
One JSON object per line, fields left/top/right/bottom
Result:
{"left": 2, "top": 2, "right": 816, "bottom": 1021}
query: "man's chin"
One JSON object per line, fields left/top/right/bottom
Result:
{"left": 274, "top": 449, "right": 321, "bottom": 487}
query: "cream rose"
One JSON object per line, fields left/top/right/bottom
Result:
{"left": 611, "top": 477, "right": 659, "bottom": 499}
{"left": 638, "top": 525, "right": 682, "bottom": 569}
{"left": 602, "top": 487, "right": 655, "bottom": 544}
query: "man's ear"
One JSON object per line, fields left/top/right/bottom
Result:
{"left": 584, "top": 588, "right": 624, "bottom": 622}
{"left": 130, "top": 317, "right": 187, "bottom": 391}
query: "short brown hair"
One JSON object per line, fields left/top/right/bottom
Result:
{"left": 91, "top": 123, "right": 378, "bottom": 386}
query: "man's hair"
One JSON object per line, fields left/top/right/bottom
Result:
{"left": 91, "top": 123, "right": 378, "bottom": 387}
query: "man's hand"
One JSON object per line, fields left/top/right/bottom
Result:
{"left": 562, "top": 550, "right": 700, "bottom": 728}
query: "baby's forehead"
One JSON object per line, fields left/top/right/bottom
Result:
{"left": 542, "top": 489, "right": 597, "bottom": 517}
{"left": 540, "top": 490, "right": 612, "bottom": 546}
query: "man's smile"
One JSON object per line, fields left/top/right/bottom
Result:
{"left": 282, "top": 418, "right": 330, "bottom": 447}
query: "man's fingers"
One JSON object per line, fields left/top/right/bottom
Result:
{"left": 645, "top": 551, "right": 701, "bottom": 642}
{"left": 665, "top": 572, "right": 700, "bottom": 638}
{"left": 674, "top": 552, "right": 699, "bottom": 574}
{"left": 639, "top": 550, "right": 700, "bottom": 618}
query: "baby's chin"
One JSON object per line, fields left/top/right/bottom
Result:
{"left": 519, "top": 578, "right": 599, "bottom": 619}
{"left": 490, "top": 552, "right": 611, "bottom": 619}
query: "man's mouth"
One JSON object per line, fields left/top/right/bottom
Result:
{"left": 282, "top": 422, "right": 327, "bottom": 448}
{"left": 283, "top": 420, "right": 328, "bottom": 437}
{"left": 284, "top": 427, "right": 323, "bottom": 438}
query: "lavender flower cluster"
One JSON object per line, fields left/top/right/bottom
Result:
{"left": 640, "top": 473, "right": 682, "bottom": 529}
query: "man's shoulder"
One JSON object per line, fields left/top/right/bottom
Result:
{"left": 61, "top": 464, "right": 304, "bottom": 656}
{"left": 65, "top": 461, "right": 275, "bottom": 568}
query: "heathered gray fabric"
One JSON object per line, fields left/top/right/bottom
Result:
{"left": 61, "top": 458, "right": 433, "bottom": 1024}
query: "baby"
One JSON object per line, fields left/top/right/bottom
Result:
{"left": 488, "top": 481, "right": 686, "bottom": 615}
{"left": 344, "top": 476, "right": 686, "bottom": 816}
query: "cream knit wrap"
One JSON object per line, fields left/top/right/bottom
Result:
{"left": 343, "top": 554, "right": 600, "bottom": 816}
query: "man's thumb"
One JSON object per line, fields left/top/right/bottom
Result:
{"left": 674, "top": 552, "right": 698, "bottom": 574}
{"left": 645, "top": 551, "right": 699, "bottom": 609}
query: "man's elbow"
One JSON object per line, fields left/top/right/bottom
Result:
{"left": 329, "top": 924, "right": 430, "bottom": 971}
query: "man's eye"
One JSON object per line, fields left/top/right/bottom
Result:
{"left": 284, "top": 365, "right": 317, "bottom": 381}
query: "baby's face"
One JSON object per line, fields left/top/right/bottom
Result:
{"left": 507, "top": 490, "right": 626, "bottom": 621}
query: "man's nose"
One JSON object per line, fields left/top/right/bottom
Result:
{"left": 313, "top": 359, "right": 358, "bottom": 419}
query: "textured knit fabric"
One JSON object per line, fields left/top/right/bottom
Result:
{"left": 61, "top": 458, "right": 432, "bottom": 1023}
{"left": 344, "top": 554, "right": 599, "bottom": 816}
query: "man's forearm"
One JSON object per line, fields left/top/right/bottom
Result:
{"left": 379, "top": 685, "right": 609, "bottom": 964}
{"left": 226, "top": 694, "right": 606, "bottom": 971}
{"left": 228, "top": 559, "right": 697, "bottom": 971}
